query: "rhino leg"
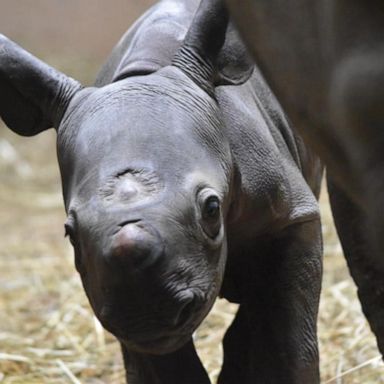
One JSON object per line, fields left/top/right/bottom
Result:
{"left": 120, "top": 339, "right": 210, "bottom": 384}
{"left": 219, "top": 220, "right": 322, "bottom": 384}
{"left": 218, "top": 305, "right": 250, "bottom": 384}
{"left": 328, "top": 176, "right": 384, "bottom": 356}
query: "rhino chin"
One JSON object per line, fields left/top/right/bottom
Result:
{"left": 122, "top": 332, "right": 192, "bottom": 355}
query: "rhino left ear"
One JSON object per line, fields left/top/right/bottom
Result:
{"left": 0, "top": 34, "right": 82, "bottom": 136}
{"left": 172, "top": 0, "right": 229, "bottom": 95}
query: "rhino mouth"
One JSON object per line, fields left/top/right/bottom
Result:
{"left": 108, "top": 312, "right": 199, "bottom": 354}
{"left": 100, "top": 286, "right": 215, "bottom": 354}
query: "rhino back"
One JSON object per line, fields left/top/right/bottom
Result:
{"left": 95, "top": 0, "right": 196, "bottom": 86}
{"left": 95, "top": 0, "right": 253, "bottom": 87}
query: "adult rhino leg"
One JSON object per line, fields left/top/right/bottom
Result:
{"left": 218, "top": 305, "right": 250, "bottom": 384}
{"left": 120, "top": 339, "right": 210, "bottom": 384}
{"left": 219, "top": 220, "right": 322, "bottom": 384}
{"left": 327, "top": 175, "right": 384, "bottom": 355}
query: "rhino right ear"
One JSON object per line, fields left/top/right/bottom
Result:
{"left": 0, "top": 34, "right": 82, "bottom": 136}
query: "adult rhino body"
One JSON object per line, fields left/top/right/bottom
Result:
{"left": 225, "top": 0, "right": 384, "bottom": 357}
{"left": 0, "top": 0, "right": 322, "bottom": 382}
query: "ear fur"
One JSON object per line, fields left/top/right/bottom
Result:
{"left": 0, "top": 34, "right": 82, "bottom": 136}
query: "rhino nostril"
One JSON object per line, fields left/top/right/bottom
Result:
{"left": 171, "top": 292, "right": 199, "bottom": 327}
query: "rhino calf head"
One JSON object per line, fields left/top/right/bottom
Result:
{"left": 59, "top": 65, "right": 233, "bottom": 354}
{"left": 0, "top": 0, "right": 233, "bottom": 355}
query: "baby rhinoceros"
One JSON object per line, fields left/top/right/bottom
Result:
{"left": 0, "top": 0, "right": 323, "bottom": 383}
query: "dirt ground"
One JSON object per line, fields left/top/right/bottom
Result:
{"left": 1, "top": 1, "right": 384, "bottom": 383}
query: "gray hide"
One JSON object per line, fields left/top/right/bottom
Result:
{"left": 225, "top": 0, "right": 384, "bottom": 359}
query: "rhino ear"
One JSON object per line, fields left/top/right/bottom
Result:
{"left": 0, "top": 34, "right": 82, "bottom": 136}
{"left": 172, "top": 0, "right": 229, "bottom": 95}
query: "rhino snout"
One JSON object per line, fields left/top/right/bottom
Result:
{"left": 109, "top": 221, "right": 164, "bottom": 272}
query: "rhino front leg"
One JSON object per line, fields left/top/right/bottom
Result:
{"left": 219, "top": 220, "right": 322, "bottom": 384}
{"left": 120, "top": 339, "right": 210, "bottom": 384}
{"left": 327, "top": 176, "right": 384, "bottom": 355}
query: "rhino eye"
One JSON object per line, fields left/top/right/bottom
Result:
{"left": 199, "top": 192, "right": 221, "bottom": 239}
{"left": 64, "top": 219, "right": 84, "bottom": 273}
{"left": 64, "top": 222, "right": 76, "bottom": 247}
{"left": 203, "top": 196, "right": 220, "bottom": 221}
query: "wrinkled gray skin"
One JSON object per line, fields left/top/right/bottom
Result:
{"left": 0, "top": 0, "right": 323, "bottom": 383}
{"left": 225, "top": 0, "right": 384, "bottom": 359}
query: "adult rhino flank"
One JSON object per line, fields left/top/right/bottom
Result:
{"left": 225, "top": 0, "right": 384, "bottom": 359}
{"left": 0, "top": 0, "right": 323, "bottom": 383}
